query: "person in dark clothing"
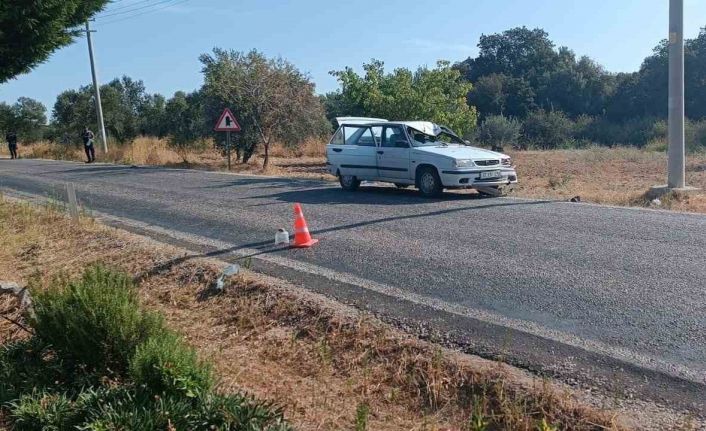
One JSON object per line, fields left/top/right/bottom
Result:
{"left": 82, "top": 127, "right": 95, "bottom": 163}
{"left": 6, "top": 131, "right": 18, "bottom": 159}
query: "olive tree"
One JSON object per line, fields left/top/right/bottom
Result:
{"left": 200, "top": 48, "right": 329, "bottom": 168}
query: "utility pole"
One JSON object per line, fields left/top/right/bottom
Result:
{"left": 651, "top": 0, "right": 698, "bottom": 196}
{"left": 85, "top": 20, "right": 108, "bottom": 154}
{"left": 667, "top": 0, "right": 685, "bottom": 188}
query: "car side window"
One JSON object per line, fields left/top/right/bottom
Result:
{"left": 344, "top": 126, "right": 366, "bottom": 145}
{"left": 352, "top": 128, "right": 376, "bottom": 147}
{"left": 383, "top": 126, "right": 408, "bottom": 148}
{"left": 330, "top": 127, "right": 344, "bottom": 145}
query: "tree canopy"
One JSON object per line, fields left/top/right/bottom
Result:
{"left": 0, "top": 0, "right": 110, "bottom": 82}
{"left": 52, "top": 76, "right": 163, "bottom": 143}
{"left": 200, "top": 48, "right": 329, "bottom": 167}
{"left": 329, "top": 60, "right": 477, "bottom": 137}
{"left": 0, "top": 97, "right": 47, "bottom": 141}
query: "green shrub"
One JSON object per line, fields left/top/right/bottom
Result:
{"left": 521, "top": 110, "right": 575, "bottom": 149}
{"left": 477, "top": 115, "right": 521, "bottom": 150}
{"left": 8, "top": 391, "right": 78, "bottom": 431}
{"left": 130, "top": 332, "right": 213, "bottom": 399}
{"left": 686, "top": 119, "right": 706, "bottom": 152}
{"left": 31, "top": 265, "right": 165, "bottom": 374}
{"left": 3, "top": 266, "right": 292, "bottom": 431}
{"left": 0, "top": 339, "right": 66, "bottom": 404}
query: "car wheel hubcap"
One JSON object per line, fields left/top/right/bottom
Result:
{"left": 421, "top": 173, "right": 435, "bottom": 193}
{"left": 342, "top": 176, "right": 354, "bottom": 187}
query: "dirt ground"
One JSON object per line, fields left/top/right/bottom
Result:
{"left": 3, "top": 139, "right": 705, "bottom": 214}
{"left": 7, "top": 197, "right": 695, "bottom": 429}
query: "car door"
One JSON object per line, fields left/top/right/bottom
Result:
{"left": 333, "top": 125, "right": 379, "bottom": 179}
{"left": 376, "top": 125, "right": 411, "bottom": 179}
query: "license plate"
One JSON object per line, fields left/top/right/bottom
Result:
{"left": 480, "top": 170, "right": 501, "bottom": 179}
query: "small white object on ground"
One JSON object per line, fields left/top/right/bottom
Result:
{"left": 651, "top": 198, "right": 662, "bottom": 207}
{"left": 275, "top": 228, "right": 290, "bottom": 245}
{"left": 215, "top": 264, "right": 240, "bottom": 291}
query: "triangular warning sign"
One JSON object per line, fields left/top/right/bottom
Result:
{"left": 214, "top": 108, "right": 241, "bottom": 131}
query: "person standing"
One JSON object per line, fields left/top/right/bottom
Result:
{"left": 82, "top": 127, "right": 95, "bottom": 163}
{"left": 5, "top": 131, "right": 18, "bottom": 159}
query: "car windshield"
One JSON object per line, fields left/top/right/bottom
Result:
{"left": 407, "top": 127, "right": 466, "bottom": 147}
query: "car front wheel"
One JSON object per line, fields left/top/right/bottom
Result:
{"left": 339, "top": 174, "right": 360, "bottom": 191}
{"left": 417, "top": 167, "right": 443, "bottom": 197}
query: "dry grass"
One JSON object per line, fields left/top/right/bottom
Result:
{"left": 508, "top": 147, "right": 706, "bottom": 212}
{"left": 0, "top": 197, "right": 651, "bottom": 430}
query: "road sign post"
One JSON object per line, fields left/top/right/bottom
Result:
{"left": 226, "top": 131, "right": 231, "bottom": 170}
{"left": 214, "top": 108, "right": 241, "bottom": 171}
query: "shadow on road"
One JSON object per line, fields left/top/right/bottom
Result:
{"left": 131, "top": 198, "right": 551, "bottom": 285}
{"left": 244, "top": 183, "right": 546, "bottom": 207}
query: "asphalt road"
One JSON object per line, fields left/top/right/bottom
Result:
{"left": 1, "top": 159, "right": 705, "bottom": 414}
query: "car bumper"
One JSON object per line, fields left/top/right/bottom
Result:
{"left": 440, "top": 167, "right": 518, "bottom": 188}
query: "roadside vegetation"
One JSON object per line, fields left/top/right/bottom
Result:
{"left": 1, "top": 264, "right": 290, "bottom": 430}
{"left": 0, "top": 197, "right": 656, "bottom": 430}
{"left": 4, "top": 26, "right": 706, "bottom": 165}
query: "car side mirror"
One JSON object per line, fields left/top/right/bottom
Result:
{"left": 396, "top": 140, "right": 409, "bottom": 148}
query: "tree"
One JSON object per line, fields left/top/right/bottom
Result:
{"left": 468, "top": 73, "right": 536, "bottom": 118}
{"left": 459, "top": 27, "right": 559, "bottom": 88}
{"left": 331, "top": 60, "right": 478, "bottom": 136}
{"left": 51, "top": 76, "right": 160, "bottom": 143}
{"left": 164, "top": 90, "right": 208, "bottom": 160}
{"left": 608, "top": 28, "right": 706, "bottom": 121}
{"left": 140, "top": 94, "right": 168, "bottom": 137}
{"left": 0, "top": 0, "right": 110, "bottom": 82}
{"left": 458, "top": 27, "right": 618, "bottom": 119}
{"left": 200, "top": 48, "right": 329, "bottom": 168}
{"left": 0, "top": 97, "right": 47, "bottom": 142}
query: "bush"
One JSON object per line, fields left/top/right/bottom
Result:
{"left": 577, "top": 116, "right": 662, "bottom": 147}
{"left": 3, "top": 266, "right": 292, "bottom": 430}
{"left": 521, "top": 110, "right": 575, "bottom": 149}
{"left": 31, "top": 266, "right": 165, "bottom": 374}
{"left": 686, "top": 119, "right": 706, "bottom": 152}
{"left": 477, "top": 115, "right": 521, "bottom": 150}
{"left": 8, "top": 392, "right": 77, "bottom": 431}
{"left": 130, "top": 332, "right": 213, "bottom": 399}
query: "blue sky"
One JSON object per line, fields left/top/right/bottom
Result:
{"left": 1, "top": 0, "right": 705, "bottom": 115}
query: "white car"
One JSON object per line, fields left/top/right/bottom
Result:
{"left": 326, "top": 117, "right": 518, "bottom": 197}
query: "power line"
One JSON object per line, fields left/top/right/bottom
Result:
{"left": 97, "top": 0, "right": 191, "bottom": 25}
{"left": 100, "top": 0, "right": 160, "bottom": 13}
{"left": 98, "top": 0, "right": 180, "bottom": 18}
{"left": 98, "top": 0, "right": 191, "bottom": 25}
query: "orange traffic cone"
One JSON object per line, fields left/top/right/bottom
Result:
{"left": 292, "top": 203, "right": 318, "bottom": 248}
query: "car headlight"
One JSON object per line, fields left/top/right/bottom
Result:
{"left": 453, "top": 159, "right": 475, "bottom": 168}
{"left": 501, "top": 158, "right": 512, "bottom": 166}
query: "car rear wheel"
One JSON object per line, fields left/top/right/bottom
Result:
{"left": 417, "top": 167, "right": 443, "bottom": 197}
{"left": 339, "top": 174, "right": 360, "bottom": 191}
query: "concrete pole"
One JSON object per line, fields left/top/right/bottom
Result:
{"left": 668, "top": 0, "right": 685, "bottom": 188}
{"left": 85, "top": 21, "right": 108, "bottom": 154}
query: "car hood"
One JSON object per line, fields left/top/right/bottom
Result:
{"left": 414, "top": 145, "right": 506, "bottom": 160}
